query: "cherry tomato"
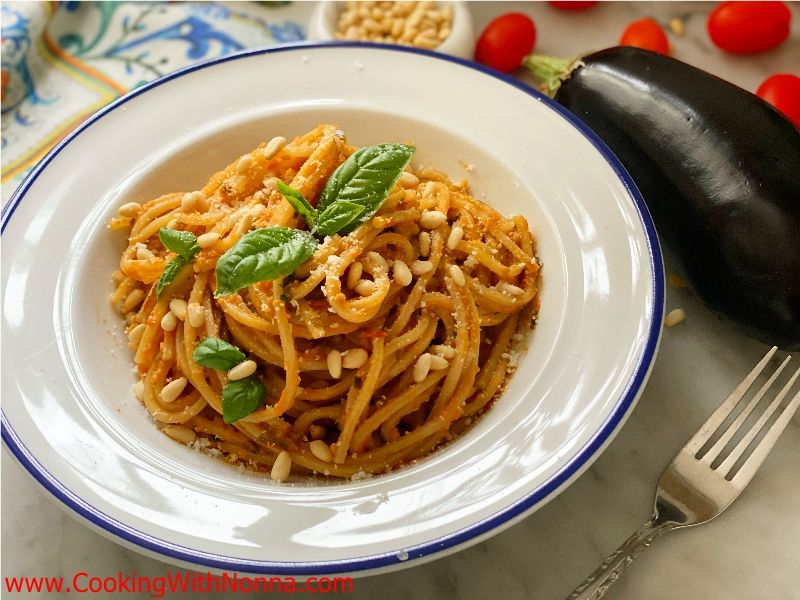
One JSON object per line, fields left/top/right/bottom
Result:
{"left": 475, "top": 13, "right": 537, "bottom": 73}
{"left": 707, "top": 2, "right": 791, "bottom": 54}
{"left": 619, "top": 18, "right": 670, "bottom": 55}
{"left": 547, "top": 1, "right": 598, "bottom": 10}
{"left": 757, "top": 74, "right": 800, "bottom": 127}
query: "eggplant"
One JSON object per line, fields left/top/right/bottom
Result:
{"left": 525, "top": 47, "right": 800, "bottom": 349}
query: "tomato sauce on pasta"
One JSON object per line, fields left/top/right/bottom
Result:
{"left": 109, "top": 124, "right": 541, "bottom": 480}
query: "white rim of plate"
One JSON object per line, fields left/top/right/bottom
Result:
{"left": 1, "top": 42, "right": 665, "bottom": 575}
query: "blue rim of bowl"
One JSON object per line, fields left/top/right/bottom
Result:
{"left": 1, "top": 41, "right": 664, "bottom": 575}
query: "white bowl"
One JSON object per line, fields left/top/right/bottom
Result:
{"left": 1, "top": 43, "right": 663, "bottom": 576}
{"left": 309, "top": 1, "right": 475, "bottom": 59}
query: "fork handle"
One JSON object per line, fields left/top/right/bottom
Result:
{"left": 568, "top": 515, "right": 674, "bottom": 600}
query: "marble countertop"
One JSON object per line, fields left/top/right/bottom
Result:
{"left": 3, "top": 2, "right": 799, "bottom": 599}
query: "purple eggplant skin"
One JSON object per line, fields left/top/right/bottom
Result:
{"left": 553, "top": 47, "right": 800, "bottom": 349}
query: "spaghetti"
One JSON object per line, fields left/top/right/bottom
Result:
{"left": 109, "top": 124, "right": 541, "bottom": 480}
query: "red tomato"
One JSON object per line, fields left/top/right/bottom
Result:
{"left": 475, "top": 13, "right": 537, "bottom": 73}
{"left": 547, "top": 1, "right": 598, "bottom": 10}
{"left": 757, "top": 74, "right": 800, "bottom": 127}
{"left": 707, "top": 2, "right": 791, "bottom": 54}
{"left": 619, "top": 18, "right": 670, "bottom": 55}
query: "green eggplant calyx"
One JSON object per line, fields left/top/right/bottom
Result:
{"left": 523, "top": 54, "right": 581, "bottom": 97}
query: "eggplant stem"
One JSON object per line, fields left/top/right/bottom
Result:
{"left": 523, "top": 54, "right": 578, "bottom": 97}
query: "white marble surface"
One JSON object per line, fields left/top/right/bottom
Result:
{"left": 3, "top": 2, "right": 799, "bottom": 599}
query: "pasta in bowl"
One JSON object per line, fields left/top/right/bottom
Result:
{"left": 110, "top": 124, "right": 541, "bottom": 481}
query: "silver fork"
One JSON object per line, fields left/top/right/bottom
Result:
{"left": 569, "top": 346, "right": 800, "bottom": 600}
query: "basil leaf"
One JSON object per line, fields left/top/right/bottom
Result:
{"left": 314, "top": 200, "right": 365, "bottom": 238}
{"left": 277, "top": 180, "right": 317, "bottom": 229}
{"left": 214, "top": 226, "right": 318, "bottom": 297}
{"left": 317, "top": 143, "right": 415, "bottom": 233}
{"left": 222, "top": 376, "right": 265, "bottom": 424}
{"left": 193, "top": 337, "right": 247, "bottom": 370}
{"left": 159, "top": 228, "right": 199, "bottom": 260}
{"left": 156, "top": 256, "right": 186, "bottom": 297}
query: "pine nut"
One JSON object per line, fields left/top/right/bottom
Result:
{"left": 419, "top": 232, "right": 431, "bottom": 257}
{"left": 366, "top": 251, "right": 389, "bottom": 273}
{"left": 497, "top": 282, "right": 524, "bottom": 297}
{"left": 430, "top": 344, "right": 455, "bottom": 359}
{"left": 429, "top": 354, "right": 449, "bottom": 370}
{"left": 354, "top": 280, "right": 376, "bottom": 297}
{"left": 420, "top": 210, "right": 447, "bottom": 229}
{"left": 342, "top": 348, "right": 369, "bottom": 369}
{"left": 393, "top": 260, "right": 412, "bottom": 286}
{"left": 187, "top": 303, "right": 205, "bottom": 328}
{"left": 123, "top": 289, "right": 146, "bottom": 312}
{"left": 401, "top": 27, "right": 418, "bottom": 42}
{"left": 448, "top": 264, "right": 465, "bottom": 286}
{"left": 363, "top": 17, "right": 381, "bottom": 32}
{"left": 419, "top": 19, "right": 436, "bottom": 33}
{"left": 136, "top": 245, "right": 156, "bottom": 260}
{"left": 420, "top": 181, "right": 437, "bottom": 198}
{"left": 228, "top": 359, "right": 257, "bottom": 381}
{"left": 263, "top": 176, "right": 279, "bottom": 191}
{"left": 236, "top": 154, "right": 255, "bottom": 174}
{"left": 169, "top": 298, "right": 187, "bottom": 320}
{"left": 327, "top": 349, "right": 342, "bottom": 379}
{"left": 233, "top": 213, "right": 253, "bottom": 237}
{"left": 263, "top": 136, "right": 287, "bottom": 160}
{"left": 398, "top": 171, "right": 419, "bottom": 188}
{"left": 391, "top": 18, "right": 404, "bottom": 38}
{"left": 665, "top": 308, "right": 686, "bottom": 327}
{"left": 180, "top": 191, "right": 207, "bottom": 212}
{"left": 347, "top": 262, "right": 364, "bottom": 289}
{"left": 160, "top": 377, "right": 187, "bottom": 403}
{"left": 117, "top": 202, "right": 142, "bottom": 218}
{"left": 160, "top": 311, "right": 178, "bottom": 331}
{"left": 447, "top": 225, "right": 464, "bottom": 250}
{"left": 413, "top": 33, "right": 439, "bottom": 49}
{"left": 411, "top": 260, "right": 433, "bottom": 276}
{"left": 310, "top": 424, "right": 327, "bottom": 440}
{"left": 197, "top": 232, "right": 221, "bottom": 249}
{"left": 128, "top": 323, "right": 146, "bottom": 345}
{"left": 271, "top": 450, "right": 292, "bottom": 482}
{"left": 163, "top": 425, "right": 196, "bottom": 445}
{"left": 668, "top": 18, "right": 685, "bottom": 37}
{"left": 413, "top": 353, "right": 432, "bottom": 383}
{"left": 309, "top": 439, "right": 334, "bottom": 462}
{"left": 132, "top": 380, "right": 144, "bottom": 401}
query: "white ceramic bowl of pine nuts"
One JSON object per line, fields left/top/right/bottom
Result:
{"left": 309, "top": 1, "right": 475, "bottom": 59}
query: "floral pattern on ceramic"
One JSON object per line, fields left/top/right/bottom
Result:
{"left": 1, "top": 1, "right": 307, "bottom": 200}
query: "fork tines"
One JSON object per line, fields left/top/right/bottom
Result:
{"left": 682, "top": 346, "right": 800, "bottom": 487}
